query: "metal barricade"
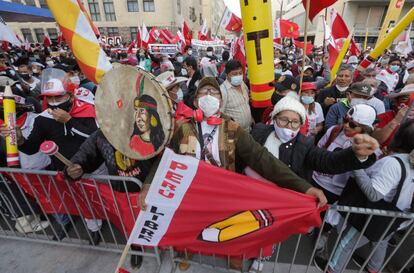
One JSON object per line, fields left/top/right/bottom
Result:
{"left": 167, "top": 205, "right": 414, "bottom": 273}
{"left": 0, "top": 168, "right": 161, "bottom": 272}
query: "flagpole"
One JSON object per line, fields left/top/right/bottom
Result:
{"left": 215, "top": 8, "right": 227, "bottom": 38}
{"left": 299, "top": 0, "right": 311, "bottom": 95}
{"left": 363, "top": 8, "right": 372, "bottom": 50}
{"left": 279, "top": 0, "right": 284, "bottom": 20}
{"left": 322, "top": 9, "right": 328, "bottom": 54}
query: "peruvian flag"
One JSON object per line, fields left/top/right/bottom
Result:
{"left": 231, "top": 34, "right": 247, "bottom": 76}
{"left": 395, "top": 24, "right": 412, "bottom": 57}
{"left": 182, "top": 20, "right": 192, "bottom": 45}
{"left": 136, "top": 26, "right": 142, "bottom": 48}
{"left": 149, "top": 27, "right": 160, "bottom": 44}
{"left": 159, "top": 28, "right": 173, "bottom": 44}
{"left": 198, "top": 19, "right": 209, "bottom": 41}
{"left": 302, "top": 0, "right": 338, "bottom": 21}
{"left": 176, "top": 30, "right": 187, "bottom": 53}
{"left": 141, "top": 23, "right": 150, "bottom": 48}
{"left": 43, "top": 34, "right": 51, "bottom": 47}
{"left": 128, "top": 149, "right": 323, "bottom": 257}
{"left": 329, "top": 8, "right": 360, "bottom": 56}
{"left": 221, "top": 7, "right": 242, "bottom": 32}
{"left": 274, "top": 19, "right": 300, "bottom": 39}
{"left": 324, "top": 19, "right": 340, "bottom": 68}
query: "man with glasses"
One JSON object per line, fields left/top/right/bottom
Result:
{"left": 140, "top": 77, "right": 328, "bottom": 271}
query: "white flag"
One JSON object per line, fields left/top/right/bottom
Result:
{"left": 141, "top": 23, "right": 150, "bottom": 43}
{"left": 0, "top": 16, "right": 22, "bottom": 46}
{"left": 395, "top": 25, "right": 413, "bottom": 57}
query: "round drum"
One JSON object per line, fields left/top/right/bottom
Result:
{"left": 96, "top": 65, "right": 174, "bottom": 160}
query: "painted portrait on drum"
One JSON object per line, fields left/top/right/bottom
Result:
{"left": 95, "top": 65, "right": 173, "bottom": 160}
{"left": 129, "top": 94, "right": 165, "bottom": 156}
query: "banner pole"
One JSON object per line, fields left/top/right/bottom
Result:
{"left": 299, "top": 0, "right": 311, "bottom": 95}
{"left": 114, "top": 243, "right": 131, "bottom": 273}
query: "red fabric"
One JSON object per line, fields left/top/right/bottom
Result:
{"left": 1, "top": 41, "right": 9, "bottom": 52}
{"left": 182, "top": 21, "right": 193, "bottom": 45}
{"left": 4, "top": 171, "right": 139, "bottom": 236}
{"left": 223, "top": 11, "right": 243, "bottom": 32}
{"left": 148, "top": 27, "right": 160, "bottom": 44}
{"left": 300, "top": 117, "right": 310, "bottom": 136}
{"left": 159, "top": 29, "right": 173, "bottom": 44}
{"left": 69, "top": 98, "right": 96, "bottom": 118}
{"left": 136, "top": 27, "right": 142, "bottom": 48}
{"left": 280, "top": 20, "right": 300, "bottom": 38}
{"left": 294, "top": 39, "right": 313, "bottom": 55}
{"left": 127, "top": 41, "right": 135, "bottom": 54}
{"left": 376, "top": 111, "right": 397, "bottom": 148}
{"left": 153, "top": 153, "right": 325, "bottom": 258}
{"left": 302, "top": 0, "right": 338, "bottom": 21}
{"left": 330, "top": 8, "right": 360, "bottom": 57}
{"left": 231, "top": 35, "right": 247, "bottom": 78}
{"left": 129, "top": 135, "right": 155, "bottom": 156}
{"left": 175, "top": 101, "right": 194, "bottom": 122}
{"left": 43, "top": 35, "right": 51, "bottom": 47}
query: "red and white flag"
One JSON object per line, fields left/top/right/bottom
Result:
{"left": 128, "top": 149, "right": 323, "bottom": 257}
{"left": 220, "top": 7, "right": 242, "bottom": 32}
{"left": 395, "top": 25, "right": 413, "bottom": 57}
{"left": 136, "top": 26, "right": 142, "bottom": 48}
{"left": 141, "top": 23, "right": 150, "bottom": 48}
{"left": 324, "top": 20, "right": 339, "bottom": 68}
{"left": 43, "top": 34, "right": 52, "bottom": 47}
{"left": 231, "top": 34, "right": 247, "bottom": 75}
{"left": 159, "top": 28, "right": 173, "bottom": 44}
{"left": 149, "top": 27, "right": 160, "bottom": 44}
{"left": 329, "top": 8, "right": 360, "bottom": 57}
{"left": 302, "top": 0, "right": 338, "bottom": 21}
{"left": 198, "top": 19, "right": 209, "bottom": 41}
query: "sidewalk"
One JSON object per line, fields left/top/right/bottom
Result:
{"left": 0, "top": 238, "right": 355, "bottom": 273}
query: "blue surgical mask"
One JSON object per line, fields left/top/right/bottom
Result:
{"left": 390, "top": 65, "right": 400, "bottom": 73}
{"left": 274, "top": 68, "right": 283, "bottom": 74}
{"left": 230, "top": 75, "right": 243, "bottom": 86}
{"left": 301, "top": 96, "right": 314, "bottom": 105}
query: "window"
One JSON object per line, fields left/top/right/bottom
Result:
{"left": 130, "top": 27, "right": 138, "bottom": 41}
{"left": 88, "top": 0, "right": 101, "bottom": 21}
{"left": 34, "top": 28, "right": 45, "bottom": 43}
{"left": 143, "top": 0, "right": 155, "bottom": 12}
{"left": 127, "top": 0, "right": 139, "bottom": 12}
{"left": 177, "top": 0, "right": 181, "bottom": 15}
{"left": 21, "top": 28, "right": 34, "bottom": 43}
{"left": 98, "top": 27, "right": 106, "bottom": 36}
{"left": 47, "top": 28, "right": 58, "bottom": 40}
{"left": 107, "top": 27, "right": 119, "bottom": 37}
{"left": 38, "top": 0, "right": 48, "bottom": 8}
{"left": 25, "top": 0, "right": 36, "bottom": 6}
{"left": 103, "top": 0, "right": 117, "bottom": 21}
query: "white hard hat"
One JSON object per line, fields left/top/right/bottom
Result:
{"left": 347, "top": 104, "right": 377, "bottom": 130}
{"left": 41, "top": 78, "right": 66, "bottom": 97}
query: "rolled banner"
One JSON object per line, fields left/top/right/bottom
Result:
{"left": 358, "top": 7, "right": 414, "bottom": 72}
{"left": 3, "top": 86, "right": 20, "bottom": 167}
{"left": 240, "top": 0, "right": 275, "bottom": 108}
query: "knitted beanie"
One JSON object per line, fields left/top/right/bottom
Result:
{"left": 271, "top": 95, "right": 306, "bottom": 124}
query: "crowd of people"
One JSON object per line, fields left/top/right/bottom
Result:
{"left": 0, "top": 39, "right": 413, "bottom": 273}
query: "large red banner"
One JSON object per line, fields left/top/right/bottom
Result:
{"left": 129, "top": 149, "right": 324, "bottom": 258}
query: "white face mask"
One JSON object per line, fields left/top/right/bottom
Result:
{"left": 70, "top": 76, "right": 80, "bottom": 85}
{"left": 349, "top": 98, "right": 368, "bottom": 108}
{"left": 274, "top": 123, "right": 299, "bottom": 143}
{"left": 198, "top": 95, "right": 220, "bottom": 118}
{"left": 181, "top": 68, "right": 188, "bottom": 76}
{"left": 336, "top": 85, "right": 349, "bottom": 92}
{"left": 177, "top": 56, "right": 184, "bottom": 63}
{"left": 187, "top": 50, "right": 193, "bottom": 55}
{"left": 206, "top": 51, "right": 213, "bottom": 57}
{"left": 175, "top": 88, "right": 183, "bottom": 103}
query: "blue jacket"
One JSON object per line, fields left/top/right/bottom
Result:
{"left": 325, "top": 100, "right": 350, "bottom": 130}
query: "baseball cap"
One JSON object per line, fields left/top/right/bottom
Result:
{"left": 347, "top": 104, "right": 377, "bottom": 129}
{"left": 274, "top": 75, "right": 299, "bottom": 93}
{"left": 349, "top": 82, "right": 372, "bottom": 97}
{"left": 40, "top": 78, "right": 66, "bottom": 97}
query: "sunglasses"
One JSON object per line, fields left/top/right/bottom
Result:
{"left": 343, "top": 116, "right": 360, "bottom": 129}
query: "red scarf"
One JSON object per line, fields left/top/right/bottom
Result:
{"left": 42, "top": 98, "right": 96, "bottom": 118}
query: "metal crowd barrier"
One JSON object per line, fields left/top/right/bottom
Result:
{"left": 167, "top": 205, "right": 414, "bottom": 273}
{"left": 1, "top": 167, "right": 413, "bottom": 273}
{"left": 0, "top": 168, "right": 161, "bottom": 272}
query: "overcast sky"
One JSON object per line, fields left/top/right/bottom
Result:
{"left": 224, "top": 0, "right": 281, "bottom": 17}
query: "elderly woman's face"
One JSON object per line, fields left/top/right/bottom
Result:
{"left": 274, "top": 110, "right": 301, "bottom": 130}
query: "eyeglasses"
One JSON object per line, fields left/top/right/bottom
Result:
{"left": 275, "top": 116, "right": 301, "bottom": 130}
{"left": 197, "top": 88, "right": 221, "bottom": 97}
{"left": 343, "top": 116, "right": 361, "bottom": 129}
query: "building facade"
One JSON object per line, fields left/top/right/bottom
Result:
{"left": 282, "top": 0, "right": 414, "bottom": 47}
{"left": 7, "top": 0, "right": 226, "bottom": 44}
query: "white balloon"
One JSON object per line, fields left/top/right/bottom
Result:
{"left": 223, "top": 0, "right": 241, "bottom": 17}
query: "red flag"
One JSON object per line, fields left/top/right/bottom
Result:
{"left": 182, "top": 21, "right": 192, "bottom": 44}
{"left": 294, "top": 39, "right": 313, "bottom": 55}
{"left": 231, "top": 34, "right": 247, "bottom": 77}
{"left": 159, "top": 28, "right": 173, "bottom": 44}
{"left": 280, "top": 19, "right": 300, "bottom": 38}
{"left": 221, "top": 7, "right": 242, "bottom": 32}
{"left": 128, "top": 149, "right": 323, "bottom": 258}
{"left": 57, "top": 31, "right": 64, "bottom": 44}
{"left": 127, "top": 41, "right": 135, "bottom": 54}
{"left": 136, "top": 27, "right": 142, "bottom": 48}
{"left": 76, "top": 0, "right": 100, "bottom": 37}
{"left": 329, "top": 8, "right": 360, "bottom": 57}
{"left": 302, "top": 0, "right": 338, "bottom": 21}
{"left": 149, "top": 27, "right": 160, "bottom": 44}
{"left": 1, "top": 41, "right": 9, "bottom": 52}
{"left": 43, "top": 34, "right": 51, "bottom": 47}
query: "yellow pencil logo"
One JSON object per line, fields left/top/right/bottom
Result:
{"left": 199, "top": 210, "right": 274, "bottom": 243}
